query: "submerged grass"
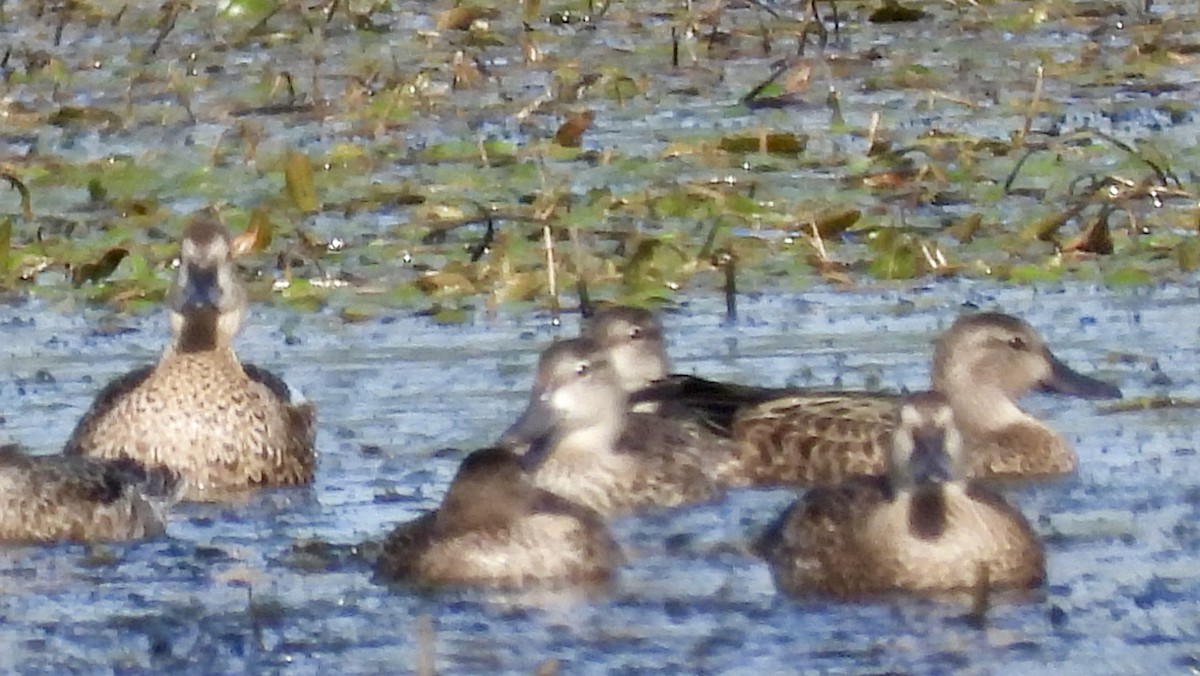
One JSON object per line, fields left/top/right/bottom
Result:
{"left": 1, "top": 0, "right": 1199, "bottom": 319}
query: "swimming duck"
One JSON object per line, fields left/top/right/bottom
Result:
{"left": 632, "top": 311, "right": 1121, "bottom": 485}
{"left": 0, "top": 444, "right": 178, "bottom": 543}
{"left": 375, "top": 446, "right": 620, "bottom": 589}
{"left": 500, "top": 337, "right": 725, "bottom": 517}
{"left": 580, "top": 306, "right": 670, "bottom": 395}
{"left": 63, "top": 215, "right": 316, "bottom": 500}
{"left": 756, "top": 392, "right": 1046, "bottom": 598}
{"left": 582, "top": 305, "right": 797, "bottom": 431}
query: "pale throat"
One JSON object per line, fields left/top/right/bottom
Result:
{"left": 552, "top": 418, "right": 625, "bottom": 464}
{"left": 168, "top": 310, "right": 241, "bottom": 355}
{"left": 944, "top": 384, "right": 1032, "bottom": 434}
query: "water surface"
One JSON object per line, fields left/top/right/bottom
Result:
{"left": 2, "top": 281, "right": 1198, "bottom": 673}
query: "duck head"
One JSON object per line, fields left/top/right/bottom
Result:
{"left": 932, "top": 312, "right": 1121, "bottom": 402}
{"left": 167, "top": 216, "right": 246, "bottom": 353}
{"left": 501, "top": 337, "right": 628, "bottom": 464}
{"left": 581, "top": 306, "right": 669, "bottom": 394}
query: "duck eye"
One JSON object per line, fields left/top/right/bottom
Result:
{"left": 575, "top": 361, "right": 590, "bottom": 377}
{"left": 629, "top": 326, "right": 642, "bottom": 340}
{"left": 1008, "top": 337, "right": 1027, "bottom": 350}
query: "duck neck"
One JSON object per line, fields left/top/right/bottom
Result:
{"left": 906, "top": 484, "right": 950, "bottom": 540}
{"left": 941, "top": 384, "right": 1031, "bottom": 436}
{"left": 556, "top": 414, "right": 624, "bottom": 457}
{"left": 168, "top": 306, "right": 243, "bottom": 356}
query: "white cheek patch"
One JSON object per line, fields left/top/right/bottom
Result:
{"left": 943, "top": 426, "right": 964, "bottom": 462}
{"left": 550, "top": 386, "right": 576, "bottom": 416}
{"left": 217, "top": 268, "right": 238, "bottom": 309}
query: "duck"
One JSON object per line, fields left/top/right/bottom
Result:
{"left": 0, "top": 444, "right": 178, "bottom": 543}
{"left": 756, "top": 391, "right": 1046, "bottom": 598}
{"left": 375, "top": 446, "right": 620, "bottom": 589}
{"left": 580, "top": 305, "right": 670, "bottom": 396}
{"left": 581, "top": 304, "right": 764, "bottom": 445}
{"left": 630, "top": 311, "right": 1121, "bottom": 486}
{"left": 500, "top": 337, "right": 726, "bottom": 517}
{"left": 63, "top": 215, "right": 316, "bottom": 500}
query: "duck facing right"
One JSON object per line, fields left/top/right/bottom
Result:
{"left": 633, "top": 311, "right": 1121, "bottom": 486}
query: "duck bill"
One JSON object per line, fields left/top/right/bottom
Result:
{"left": 1040, "top": 351, "right": 1122, "bottom": 400}
{"left": 909, "top": 430, "right": 954, "bottom": 484}
{"left": 179, "top": 264, "right": 221, "bottom": 312}
{"left": 500, "top": 394, "right": 560, "bottom": 472}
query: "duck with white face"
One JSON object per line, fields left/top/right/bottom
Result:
{"left": 167, "top": 219, "right": 248, "bottom": 354}
{"left": 580, "top": 306, "right": 670, "bottom": 400}
{"left": 499, "top": 337, "right": 724, "bottom": 517}
{"left": 625, "top": 310, "right": 1122, "bottom": 486}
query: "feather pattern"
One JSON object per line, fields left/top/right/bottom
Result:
{"left": 0, "top": 445, "right": 179, "bottom": 543}
{"left": 758, "top": 393, "right": 1045, "bottom": 598}
{"left": 63, "top": 215, "right": 316, "bottom": 500}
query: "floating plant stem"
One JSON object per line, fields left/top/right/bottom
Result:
{"left": 671, "top": 26, "right": 679, "bottom": 68}
{"left": 468, "top": 216, "right": 495, "bottom": 263}
{"left": 543, "top": 225, "right": 559, "bottom": 322}
{"left": 747, "top": 0, "right": 781, "bottom": 18}
{"left": 246, "top": 3, "right": 285, "bottom": 38}
{"left": 718, "top": 249, "right": 737, "bottom": 325}
{"left": 799, "top": 0, "right": 828, "bottom": 54}
{"left": 741, "top": 61, "right": 789, "bottom": 107}
{"left": 698, "top": 218, "right": 720, "bottom": 262}
{"left": 1084, "top": 127, "right": 1178, "bottom": 188}
{"left": 53, "top": 0, "right": 67, "bottom": 47}
{"left": 867, "top": 112, "right": 881, "bottom": 155}
{"left": 1, "top": 173, "right": 32, "bottom": 221}
{"left": 0, "top": 219, "right": 11, "bottom": 279}
{"left": 1004, "top": 147, "right": 1038, "bottom": 194}
{"left": 150, "top": 1, "right": 182, "bottom": 57}
{"left": 568, "top": 226, "right": 591, "bottom": 315}
{"left": 577, "top": 278, "right": 593, "bottom": 318}
{"left": 1016, "top": 65, "right": 1043, "bottom": 147}
{"left": 808, "top": 220, "right": 829, "bottom": 262}
{"left": 827, "top": 88, "right": 843, "bottom": 127}
{"left": 323, "top": 0, "right": 342, "bottom": 23}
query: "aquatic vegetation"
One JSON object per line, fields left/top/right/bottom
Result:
{"left": 1, "top": 0, "right": 1198, "bottom": 319}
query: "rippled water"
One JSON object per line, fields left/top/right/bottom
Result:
{"left": 1, "top": 281, "right": 1198, "bottom": 673}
